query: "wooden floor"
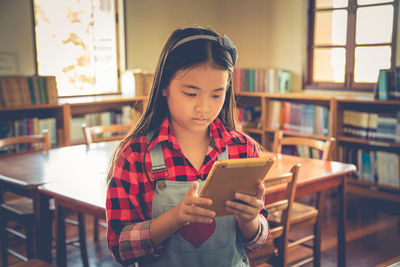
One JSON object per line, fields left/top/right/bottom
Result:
{"left": 3, "top": 192, "right": 400, "bottom": 267}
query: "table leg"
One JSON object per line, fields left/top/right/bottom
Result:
{"left": 314, "top": 191, "right": 325, "bottom": 267}
{"left": 338, "top": 175, "right": 347, "bottom": 267}
{"left": 35, "top": 191, "right": 52, "bottom": 262}
{"left": 56, "top": 202, "right": 67, "bottom": 267}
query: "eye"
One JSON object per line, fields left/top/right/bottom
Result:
{"left": 212, "top": 94, "right": 223, "bottom": 99}
{"left": 184, "top": 92, "right": 197, "bottom": 97}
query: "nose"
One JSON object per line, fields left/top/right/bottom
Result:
{"left": 195, "top": 95, "right": 210, "bottom": 114}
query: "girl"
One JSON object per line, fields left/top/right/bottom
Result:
{"left": 106, "top": 26, "right": 269, "bottom": 267}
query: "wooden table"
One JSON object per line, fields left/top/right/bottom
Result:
{"left": 262, "top": 152, "right": 356, "bottom": 267}
{"left": 38, "top": 148, "right": 356, "bottom": 267}
{"left": 0, "top": 141, "right": 119, "bottom": 262}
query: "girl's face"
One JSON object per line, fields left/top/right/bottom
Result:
{"left": 163, "top": 63, "right": 229, "bottom": 136}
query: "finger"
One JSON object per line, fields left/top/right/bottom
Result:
{"left": 255, "top": 182, "right": 265, "bottom": 199}
{"left": 187, "top": 215, "right": 214, "bottom": 224}
{"left": 226, "top": 199, "right": 257, "bottom": 214}
{"left": 225, "top": 206, "right": 253, "bottom": 220}
{"left": 234, "top": 193, "right": 257, "bottom": 208}
{"left": 186, "top": 196, "right": 213, "bottom": 207}
{"left": 186, "top": 205, "right": 215, "bottom": 218}
{"left": 186, "top": 181, "right": 199, "bottom": 197}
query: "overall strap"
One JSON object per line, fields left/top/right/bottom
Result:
{"left": 216, "top": 146, "right": 229, "bottom": 160}
{"left": 146, "top": 131, "right": 229, "bottom": 176}
{"left": 146, "top": 131, "right": 168, "bottom": 178}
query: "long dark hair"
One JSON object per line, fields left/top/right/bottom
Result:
{"left": 107, "top": 26, "right": 240, "bottom": 183}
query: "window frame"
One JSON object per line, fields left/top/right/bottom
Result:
{"left": 31, "top": 0, "right": 126, "bottom": 98}
{"left": 304, "top": 0, "right": 399, "bottom": 92}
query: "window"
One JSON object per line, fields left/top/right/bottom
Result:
{"left": 306, "top": 0, "right": 398, "bottom": 91}
{"left": 33, "top": 0, "right": 121, "bottom": 97}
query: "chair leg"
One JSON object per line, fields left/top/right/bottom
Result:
{"left": 313, "top": 191, "right": 325, "bottom": 267}
{"left": 78, "top": 213, "right": 89, "bottom": 267}
{"left": 93, "top": 216, "right": 99, "bottom": 242}
{"left": 0, "top": 210, "right": 8, "bottom": 267}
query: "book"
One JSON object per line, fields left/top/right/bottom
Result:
{"left": 391, "top": 66, "right": 400, "bottom": 100}
{"left": 278, "top": 70, "right": 292, "bottom": 93}
{"left": 375, "top": 69, "right": 391, "bottom": 100}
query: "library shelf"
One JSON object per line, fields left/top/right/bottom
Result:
{"left": 337, "top": 136, "right": 400, "bottom": 149}
{"left": 235, "top": 92, "right": 335, "bottom": 151}
{"left": 347, "top": 181, "right": 400, "bottom": 203}
{"left": 1, "top": 95, "right": 147, "bottom": 147}
{"left": 235, "top": 92, "right": 400, "bottom": 204}
{"left": 335, "top": 98, "right": 400, "bottom": 203}
{"left": 60, "top": 95, "right": 146, "bottom": 146}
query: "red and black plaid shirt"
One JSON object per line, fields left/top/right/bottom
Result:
{"left": 106, "top": 117, "right": 269, "bottom": 265}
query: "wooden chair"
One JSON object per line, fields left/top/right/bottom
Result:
{"left": 270, "top": 130, "right": 336, "bottom": 267}
{"left": 273, "top": 130, "right": 335, "bottom": 161}
{"left": 247, "top": 164, "right": 300, "bottom": 267}
{"left": 82, "top": 123, "right": 131, "bottom": 243}
{"left": 0, "top": 132, "right": 88, "bottom": 267}
{"left": 0, "top": 131, "right": 50, "bottom": 266}
{"left": 0, "top": 131, "right": 51, "bottom": 154}
{"left": 82, "top": 124, "right": 131, "bottom": 146}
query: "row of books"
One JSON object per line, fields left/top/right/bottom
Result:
{"left": 70, "top": 106, "right": 140, "bottom": 142}
{"left": 282, "top": 145, "right": 323, "bottom": 160}
{"left": 238, "top": 101, "right": 330, "bottom": 137}
{"left": 0, "top": 117, "right": 58, "bottom": 154}
{"left": 0, "top": 76, "right": 59, "bottom": 107}
{"left": 342, "top": 147, "right": 400, "bottom": 188}
{"left": 375, "top": 68, "right": 400, "bottom": 100}
{"left": 233, "top": 68, "right": 292, "bottom": 93}
{"left": 343, "top": 110, "right": 400, "bottom": 143}
{"left": 265, "top": 101, "right": 330, "bottom": 136}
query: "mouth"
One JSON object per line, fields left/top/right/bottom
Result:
{"left": 193, "top": 118, "right": 208, "bottom": 124}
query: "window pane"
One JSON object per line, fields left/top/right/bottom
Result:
{"left": 356, "top": 5, "right": 393, "bottom": 44}
{"left": 313, "top": 48, "right": 346, "bottom": 82}
{"left": 354, "top": 46, "right": 391, "bottom": 82}
{"left": 34, "top": 0, "right": 118, "bottom": 96}
{"left": 316, "top": 0, "right": 348, "bottom": 8}
{"left": 358, "top": 0, "right": 393, "bottom": 5}
{"left": 315, "top": 10, "right": 347, "bottom": 45}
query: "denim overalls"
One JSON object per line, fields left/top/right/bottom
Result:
{"left": 140, "top": 133, "right": 250, "bottom": 267}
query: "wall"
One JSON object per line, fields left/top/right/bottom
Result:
{"left": 0, "top": 0, "right": 36, "bottom": 75}
{"left": 1, "top": 0, "right": 399, "bottom": 95}
{"left": 124, "top": 0, "right": 220, "bottom": 71}
{"left": 124, "top": 0, "right": 306, "bottom": 91}
{"left": 125, "top": 0, "right": 272, "bottom": 71}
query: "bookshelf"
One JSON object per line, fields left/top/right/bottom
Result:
{"left": 235, "top": 92, "right": 335, "bottom": 152}
{"left": 236, "top": 92, "right": 400, "bottom": 203}
{"left": 0, "top": 95, "right": 147, "bottom": 148}
{"left": 59, "top": 95, "right": 147, "bottom": 146}
{"left": 335, "top": 97, "right": 400, "bottom": 203}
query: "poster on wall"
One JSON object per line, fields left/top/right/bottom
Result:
{"left": 0, "top": 53, "right": 19, "bottom": 75}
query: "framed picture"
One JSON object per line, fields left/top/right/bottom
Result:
{"left": 0, "top": 53, "right": 19, "bottom": 75}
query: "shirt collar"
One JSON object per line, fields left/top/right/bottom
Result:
{"left": 147, "top": 116, "right": 235, "bottom": 153}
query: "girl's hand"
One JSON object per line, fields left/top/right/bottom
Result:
{"left": 225, "top": 182, "right": 265, "bottom": 224}
{"left": 172, "top": 181, "right": 216, "bottom": 228}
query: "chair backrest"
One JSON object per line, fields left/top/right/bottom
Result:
{"left": 273, "top": 130, "right": 335, "bottom": 161}
{"left": 0, "top": 130, "right": 50, "bottom": 153}
{"left": 82, "top": 124, "right": 131, "bottom": 146}
{"left": 247, "top": 164, "right": 300, "bottom": 266}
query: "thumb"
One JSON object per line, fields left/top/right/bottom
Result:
{"left": 186, "top": 181, "right": 199, "bottom": 197}
{"left": 255, "top": 182, "right": 265, "bottom": 199}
